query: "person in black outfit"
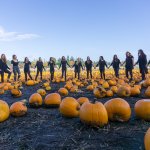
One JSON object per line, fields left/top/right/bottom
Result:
{"left": 24, "top": 57, "right": 33, "bottom": 81}
{"left": 48, "top": 57, "right": 55, "bottom": 81}
{"left": 72, "top": 58, "right": 84, "bottom": 79}
{"left": 0, "top": 54, "right": 11, "bottom": 82}
{"left": 85, "top": 56, "right": 93, "bottom": 79}
{"left": 35, "top": 57, "right": 45, "bottom": 81}
{"left": 109, "top": 55, "right": 121, "bottom": 78}
{"left": 134, "top": 49, "right": 147, "bottom": 81}
{"left": 122, "top": 52, "right": 134, "bottom": 81}
{"left": 96, "top": 56, "right": 108, "bottom": 79}
{"left": 59, "top": 56, "right": 70, "bottom": 81}
{"left": 11, "top": 55, "right": 21, "bottom": 81}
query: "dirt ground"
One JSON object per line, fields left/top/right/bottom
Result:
{"left": 0, "top": 82, "right": 149, "bottom": 150}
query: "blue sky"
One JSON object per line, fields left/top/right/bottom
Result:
{"left": 0, "top": 0, "right": 150, "bottom": 61}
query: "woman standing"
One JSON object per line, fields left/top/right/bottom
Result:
{"left": 48, "top": 57, "right": 55, "bottom": 81}
{"left": 85, "top": 56, "right": 93, "bottom": 79}
{"left": 134, "top": 49, "right": 147, "bottom": 81}
{"left": 72, "top": 58, "right": 84, "bottom": 79}
{"left": 35, "top": 57, "right": 45, "bottom": 81}
{"left": 96, "top": 56, "right": 108, "bottom": 79}
{"left": 11, "top": 55, "right": 21, "bottom": 81}
{"left": 24, "top": 57, "right": 33, "bottom": 81}
{"left": 59, "top": 56, "right": 70, "bottom": 81}
{"left": 0, "top": 54, "right": 11, "bottom": 82}
{"left": 122, "top": 52, "right": 134, "bottom": 81}
{"left": 109, "top": 55, "right": 121, "bottom": 78}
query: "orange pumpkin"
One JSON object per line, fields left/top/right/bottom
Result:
{"left": 77, "top": 97, "right": 89, "bottom": 105}
{"left": 102, "top": 81, "right": 109, "bottom": 89}
{"left": 29, "top": 93, "right": 43, "bottom": 107}
{"left": 104, "top": 98, "right": 131, "bottom": 122}
{"left": 44, "top": 93, "right": 61, "bottom": 107}
{"left": 145, "top": 86, "right": 150, "bottom": 97}
{"left": 117, "top": 86, "right": 131, "bottom": 97}
{"left": 130, "top": 87, "right": 140, "bottom": 96}
{"left": 0, "top": 100, "right": 10, "bottom": 122}
{"left": 37, "top": 89, "right": 46, "bottom": 96}
{"left": 93, "top": 86, "right": 106, "bottom": 98}
{"left": 0, "top": 89, "right": 5, "bottom": 95}
{"left": 26, "top": 80, "right": 35, "bottom": 86}
{"left": 111, "top": 86, "right": 118, "bottom": 94}
{"left": 86, "top": 85, "right": 94, "bottom": 91}
{"left": 106, "top": 90, "right": 114, "bottom": 97}
{"left": 134, "top": 99, "right": 150, "bottom": 121}
{"left": 144, "top": 128, "right": 150, "bottom": 150}
{"left": 59, "top": 97, "right": 80, "bottom": 117}
{"left": 11, "top": 89, "right": 22, "bottom": 97}
{"left": 108, "top": 79, "right": 117, "bottom": 86}
{"left": 79, "top": 101, "right": 108, "bottom": 127}
{"left": 58, "top": 88, "right": 68, "bottom": 96}
{"left": 10, "top": 101, "right": 27, "bottom": 117}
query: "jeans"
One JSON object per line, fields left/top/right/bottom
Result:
{"left": 13, "top": 66, "right": 21, "bottom": 81}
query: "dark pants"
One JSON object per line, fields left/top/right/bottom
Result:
{"left": 35, "top": 70, "right": 43, "bottom": 80}
{"left": 140, "top": 67, "right": 146, "bottom": 80}
{"left": 75, "top": 71, "right": 80, "bottom": 79}
{"left": 87, "top": 69, "right": 92, "bottom": 79}
{"left": 50, "top": 70, "right": 54, "bottom": 81}
{"left": 114, "top": 68, "right": 119, "bottom": 78}
{"left": 100, "top": 69, "right": 105, "bottom": 79}
{"left": 0, "top": 70, "right": 11, "bottom": 82}
{"left": 24, "top": 71, "right": 32, "bottom": 81}
{"left": 62, "top": 68, "right": 67, "bottom": 81}
{"left": 13, "top": 66, "right": 21, "bottom": 81}
{"left": 126, "top": 68, "right": 133, "bottom": 80}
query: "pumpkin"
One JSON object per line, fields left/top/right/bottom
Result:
{"left": 117, "top": 86, "right": 131, "bottom": 97}
{"left": 3, "top": 85, "right": 9, "bottom": 91}
{"left": 26, "top": 80, "right": 35, "bottom": 86}
{"left": 59, "top": 97, "right": 80, "bottom": 117}
{"left": 0, "top": 89, "right": 4, "bottom": 95}
{"left": 10, "top": 101, "right": 27, "bottom": 117}
{"left": 102, "top": 81, "right": 109, "bottom": 89}
{"left": 93, "top": 86, "right": 106, "bottom": 98}
{"left": 45, "top": 86, "right": 51, "bottom": 91}
{"left": 145, "top": 86, "right": 150, "bottom": 97}
{"left": 77, "top": 97, "right": 89, "bottom": 105}
{"left": 29, "top": 93, "right": 43, "bottom": 107}
{"left": 104, "top": 98, "right": 131, "bottom": 122}
{"left": 58, "top": 88, "right": 68, "bottom": 96}
{"left": 64, "top": 83, "right": 73, "bottom": 90}
{"left": 79, "top": 101, "right": 108, "bottom": 127}
{"left": 11, "top": 89, "right": 22, "bottom": 97}
{"left": 44, "top": 93, "right": 61, "bottom": 107}
{"left": 86, "top": 85, "right": 94, "bottom": 91}
{"left": 111, "top": 86, "right": 118, "bottom": 94}
{"left": 70, "top": 85, "right": 78, "bottom": 93}
{"left": 106, "top": 90, "right": 114, "bottom": 97}
{"left": 134, "top": 99, "right": 150, "bottom": 121}
{"left": 0, "top": 100, "right": 10, "bottom": 122}
{"left": 130, "top": 87, "right": 140, "bottom": 96}
{"left": 144, "top": 128, "right": 150, "bottom": 150}
{"left": 108, "top": 79, "right": 117, "bottom": 86}
{"left": 143, "top": 79, "right": 150, "bottom": 87}
{"left": 37, "top": 89, "right": 46, "bottom": 96}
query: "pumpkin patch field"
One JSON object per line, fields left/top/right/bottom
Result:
{"left": 0, "top": 69, "right": 150, "bottom": 150}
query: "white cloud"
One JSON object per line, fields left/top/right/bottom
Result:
{"left": 0, "top": 26, "right": 40, "bottom": 41}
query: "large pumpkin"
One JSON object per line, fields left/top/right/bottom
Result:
{"left": 145, "top": 128, "right": 150, "bottom": 150}
{"left": 117, "top": 86, "right": 131, "bottom": 97}
{"left": 104, "top": 98, "right": 131, "bottom": 122}
{"left": 93, "top": 86, "right": 106, "bottom": 98}
{"left": 0, "top": 100, "right": 10, "bottom": 122}
{"left": 77, "top": 97, "right": 89, "bottom": 105}
{"left": 58, "top": 88, "right": 68, "bottom": 96}
{"left": 59, "top": 97, "right": 80, "bottom": 117}
{"left": 134, "top": 99, "right": 150, "bottom": 121}
{"left": 29, "top": 93, "right": 43, "bottom": 107}
{"left": 44, "top": 93, "right": 61, "bottom": 107}
{"left": 10, "top": 101, "right": 27, "bottom": 117}
{"left": 79, "top": 101, "right": 108, "bottom": 127}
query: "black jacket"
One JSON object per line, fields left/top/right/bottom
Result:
{"left": 0, "top": 59, "right": 10, "bottom": 71}
{"left": 48, "top": 60, "right": 55, "bottom": 72}
{"left": 85, "top": 60, "right": 92, "bottom": 70}
{"left": 125, "top": 56, "right": 134, "bottom": 69}
{"left": 24, "top": 61, "right": 31, "bottom": 72}
{"left": 96, "top": 60, "right": 107, "bottom": 70}
{"left": 135, "top": 54, "right": 147, "bottom": 69}
{"left": 110, "top": 59, "right": 120, "bottom": 69}
{"left": 35, "top": 61, "right": 45, "bottom": 71}
{"left": 60, "top": 60, "right": 70, "bottom": 69}
{"left": 72, "top": 61, "right": 83, "bottom": 72}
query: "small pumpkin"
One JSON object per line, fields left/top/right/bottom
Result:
{"left": 110, "top": 86, "right": 118, "bottom": 94}
{"left": 86, "top": 85, "right": 94, "bottom": 91}
{"left": 58, "top": 88, "right": 68, "bottom": 96}
{"left": 134, "top": 99, "right": 150, "bottom": 121}
{"left": 130, "top": 86, "right": 140, "bottom": 96}
{"left": 0, "top": 100, "right": 10, "bottom": 122}
{"left": 37, "top": 89, "right": 46, "bottom": 96}
{"left": 93, "top": 86, "right": 106, "bottom": 98}
{"left": 10, "top": 101, "right": 27, "bottom": 117}
{"left": 145, "top": 86, "right": 150, "bottom": 97}
{"left": 117, "top": 86, "right": 131, "bottom": 97}
{"left": 29, "top": 93, "right": 43, "bottom": 107}
{"left": 79, "top": 101, "right": 108, "bottom": 127}
{"left": 77, "top": 97, "right": 89, "bottom": 105}
{"left": 59, "top": 97, "right": 80, "bottom": 117}
{"left": 26, "top": 80, "right": 35, "bottom": 86}
{"left": 11, "top": 89, "right": 22, "bottom": 97}
{"left": 0, "top": 89, "right": 5, "bottom": 95}
{"left": 102, "top": 81, "right": 109, "bottom": 89}
{"left": 144, "top": 128, "right": 150, "bottom": 150}
{"left": 104, "top": 98, "right": 131, "bottom": 122}
{"left": 44, "top": 93, "right": 61, "bottom": 107}
{"left": 106, "top": 90, "right": 114, "bottom": 97}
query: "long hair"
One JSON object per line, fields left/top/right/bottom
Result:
{"left": 1, "top": 54, "right": 7, "bottom": 63}
{"left": 99, "top": 56, "right": 104, "bottom": 61}
{"left": 113, "top": 55, "right": 118, "bottom": 61}
{"left": 138, "top": 49, "right": 145, "bottom": 57}
{"left": 12, "top": 55, "right": 16, "bottom": 60}
{"left": 24, "top": 57, "right": 29, "bottom": 63}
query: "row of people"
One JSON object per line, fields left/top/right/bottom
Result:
{"left": 0, "top": 49, "right": 149, "bottom": 82}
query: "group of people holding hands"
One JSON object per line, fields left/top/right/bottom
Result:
{"left": 0, "top": 49, "right": 149, "bottom": 83}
